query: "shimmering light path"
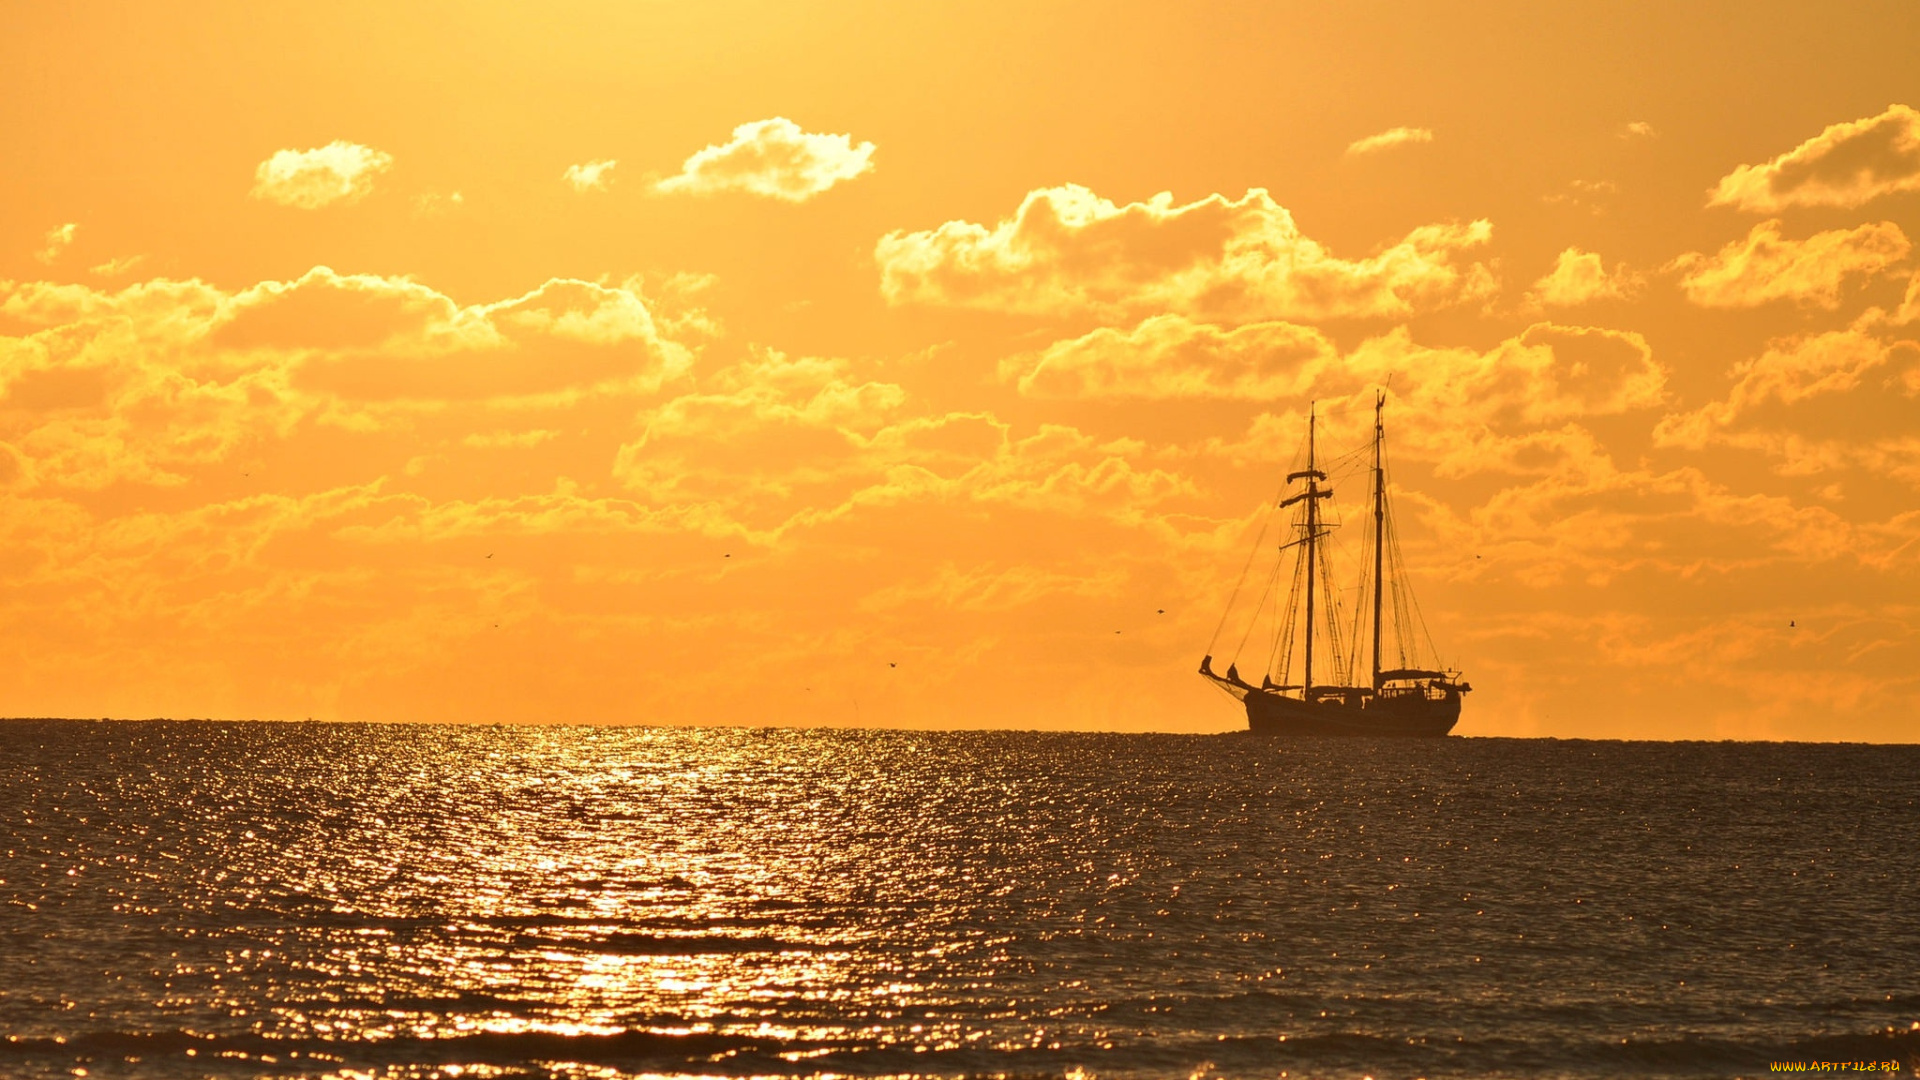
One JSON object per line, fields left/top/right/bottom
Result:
{"left": 3, "top": 722, "right": 1917, "bottom": 1078}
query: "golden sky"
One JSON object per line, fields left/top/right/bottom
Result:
{"left": 5, "top": 1, "right": 1919, "bottom": 739}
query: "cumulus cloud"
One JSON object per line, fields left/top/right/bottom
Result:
{"left": 1526, "top": 247, "right": 1643, "bottom": 308}
{"left": 1671, "top": 219, "right": 1910, "bottom": 309}
{"left": 35, "top": 223, "right": 77, "bottom": 264}
{"left": 0, "top": 268, "right": 690, "bottom": 490}
{"left": 607, "top": 344, "right": 1199, "bottom": 549}
{"left": 1653, "top": 328, "right": 1917, "bottom": 475}
{"left": 1356, "top": 323, "right": 1667, "bottom": 435}
{"left": 1709, "top": 104, "right": 1920, "bottom": 212}
{"left": 1004, "top": 313, "right": 1666, "bottom": 494}
{"left": 1898, "top": 270, "right": 1920, "bottom": 325}
{"left": 1167, "top": 320, "right": 1667, "bottom": 492}
{"left": 234, "top": 271, "right": 690, "bottom": 403}
{"left": 876, "top": 185, "right": 1496, "bottom": 322}
{"left": 1667, "top": 330, "right": 1898, "bottom": 435}
{"left": 1620, "top": 121, "right": 1657, "bottom": 140}
{"left": 1004, "top": 315, "right": 1337, "bottom": 401}
{"left": 564, "top": 160, "right": 617, "bottom": 192}
{"left": 1346, "top": 126, "right": 1434, "bottom": 155}
{"left": 655, "top": 117, "right": 874, "bottom": 202}
{"left": 250, "top": 141, "right": 394, "bottom": 209}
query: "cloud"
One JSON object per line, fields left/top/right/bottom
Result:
{"left": 250, "top": 141, "right": 394, "bottom": 209}
{"left": 1000, "top": 314, "right": 1669, "bottom": 547}
{"left": 89, "top": 254, "right": 146, "bottom": 277}
{"left": 1671, "top": 219, "right": 1910, "bottom": 309}
{"left": 876, "top": 185, "right": 1496, "bottom": 322}
{"left": 1899, "top": 270, "right": 1920, "bottom": 325}
{"left": 1709, "top": 104, "right": 1920, "bottom": 212}
{"left": 1174, "top": 320, "right": 1667, "bottom": 492}
{"left": 411, "top": 191, "right": 464, "bottom": 216}
{"left": 232, "top": 271, "right": 690, "bottom": 403}
{"left": 1351, "top": 322, "right": 1667, "bottom": 440}
{"left": 1652, "top": 327, "right": 1920, "bottom": 477}
{"left": 1620, "top": 121, "right": 1657, "bottom": 140}
{"left": 35, "top": 223, "right": 77, "bottom": 264}
{"left": 0, "top": 268, "right": 690, "bottom": 490}
{"left": 1005, "top": 315, "right": 1338, "bottom": 401}
{"left": 1346, "top": 126, "right": 1434, "bottom": 155}
{"left": 1657, "top": 329, "right": 1899, "bottom": 443}
{"left": 1526, "top": 247, "right": 1642, "bottom": 307}
{"left": 563, "top": 160, "right": 617, "bottom": 192}
{"left": 1007, "top": 316, "right": 1666, "bottom": 442}
{"left": 615, "top": 349, "right": 911, "bottom": 518}
{"left": 610, "top": 345, "right": 1200, "bottom": 543}
{"left": 655, "top": 118, "right": 874, "bottom": 202}
{"left": 1542, "top": 179, "right": 1619, "bottom": 215}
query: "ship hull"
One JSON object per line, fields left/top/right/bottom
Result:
{"left": 1243, "top": 689, "right": 1459, "bottom": 736}
{"left": 1201, "top": 675, "right": 1461, "bottom": 736}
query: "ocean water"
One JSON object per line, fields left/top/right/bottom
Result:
{"left": 2, "top": 721, "right": 1916, "bottom": 1080}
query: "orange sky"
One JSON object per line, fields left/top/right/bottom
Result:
{"left": 4, "top": 1, "right": 1919, "bottom": 739}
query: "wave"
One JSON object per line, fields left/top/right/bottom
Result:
{"left": 504, "top": 930, "right": 825, "bottom": 954}
{"left": 5, "top": 1025, "right": 1912, "bottom": 1078}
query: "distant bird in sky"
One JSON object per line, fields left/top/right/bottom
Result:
{"left": 888, "top": 662, "right": 896, "bottom": 668}
{"left": 1790, "top": 620, "right": 1796, "bottom": 627}
{"left": 486, "top": 553, "right": 493, "bottom": 558}
{"left": 1157, "top": 609, "right": 1165, "bottom": 614}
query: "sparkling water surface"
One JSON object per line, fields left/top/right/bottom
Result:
{"left": 3, "top": 721, "right": 1917, "bottom": 1079}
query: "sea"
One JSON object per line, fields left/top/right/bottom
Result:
{"left": 2, "top": 721, "right": 1916, "bottom": 1080}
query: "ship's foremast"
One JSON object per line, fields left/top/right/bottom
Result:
{"left": 1371, "top": 391, "right": 1385, "bottom": 692}
{"left": 1279, "top": 403, "right": 1332, "bottom": 697}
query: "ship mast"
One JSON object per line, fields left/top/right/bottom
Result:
{"left": 1305, "top": 407, "right": 1317, "bottom": 697}
{"left": 1280, "top": 402, "right": 1331, "bottom": 698}
{"left": 1371, "top": 391, "right": 1385, "bottom": 691}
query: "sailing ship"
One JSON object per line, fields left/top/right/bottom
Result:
{"left": 1200, "top": 392, "right": 1470, "bottom": 736}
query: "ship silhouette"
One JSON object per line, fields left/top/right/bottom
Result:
{"left": 1200, "top": 392, "right": 1470, "bottom": 736}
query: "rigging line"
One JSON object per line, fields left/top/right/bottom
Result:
{"left": 1344, "top": 514, "right": 1373, "bottom": 683}
{"left": 1378, "top": 454, "right": 1403, "bottom": 667}
{"left": 1401, "top": 532, "right": 1445, "bottom": 670}
{"left": 1317, "top": 531, "right": 1349, "bottom": 687}
{"left": 1205, "top": 488, "right": 1282, "bottom": 656}
{"left": 1387, "top": 497, "right": 1420, "bottom": 669}
{"left": 1380, "top": 458, "right": 1447, "bottom": 670}
{"left": 1234, "top": 532, "right": 1290, "bottom": 665}
{"left": 1270, "top": 522, "right": 1310, "bottom": 683}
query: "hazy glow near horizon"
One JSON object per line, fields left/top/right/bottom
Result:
{"left": 2, "top": 2, "right": 1918, "bottom": 739}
